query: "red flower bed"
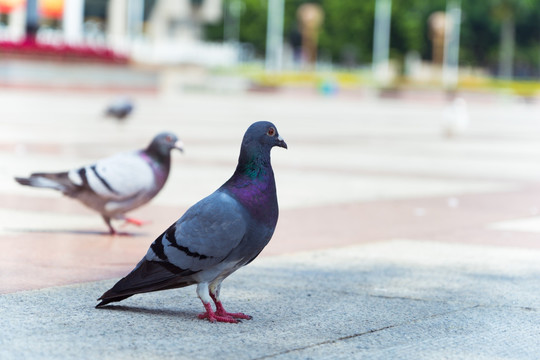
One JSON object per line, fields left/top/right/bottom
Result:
{"left": 0, "top": 38, "right": 129, "bottom": 64}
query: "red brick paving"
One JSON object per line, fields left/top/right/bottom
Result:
{"left": 1, "top": 183, "right": 539, "bottom": 294}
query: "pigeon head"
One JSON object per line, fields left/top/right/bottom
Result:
{"left": 242, "top": 121, "right": 287, "bottom": 151}
{"left": 146, "top": 132, "right": 184, "bottom": 158}
{"left": 235, "top": 121, "right": 287, "bottom": 179}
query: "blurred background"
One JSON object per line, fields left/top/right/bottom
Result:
{"left": 1, "top": 0, "right": 540, "bottom": 292}
{"left": 3, "top": 4, "right": 540, "bottom": 356}
{"left": 0, "top": 0, "right": 539, "bottom": 94}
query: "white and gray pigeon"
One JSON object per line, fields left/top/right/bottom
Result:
{"left": 96, "top": 121, "right": 287, "bottom": 323}
{"left": 442, "top": 97, "right": 470, "bottom": 138}
{"left": 15, "top": 132, "right": 184, "bottom": 235}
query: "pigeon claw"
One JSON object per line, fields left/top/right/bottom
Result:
{"left": 216, "top": 310, "right": 252, "bottom": 320}
{"left": 214, "top": 300, "right": 252, "bottom": 320}
{"left": 198, "top": 312, "right": 241, "bottom": 323}
{"left": 198, "top": 302, "right": 250, "bottom": 323}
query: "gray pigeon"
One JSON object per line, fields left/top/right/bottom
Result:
{"left": 105, "top": 97, "right": 134, "bottom": 120}
{"left": 15, "top": 132, "right": 183, "bottom": 235}
{"left": 96, "top": 121, "right": 287, "bottom": 323}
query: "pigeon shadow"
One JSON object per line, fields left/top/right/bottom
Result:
{"left": 96, "top": 304, "right": 197, "bottom": 320}
{"left": 4, "top": 228, "right": 149, "bottom": 237}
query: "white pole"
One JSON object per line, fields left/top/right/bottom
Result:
{"left": 8, "top": 5, "right": 26, "bottom": 41}
{"left": 372, "top": 0, "right": 392, "bottom": 86}
{"left": 107, "top": 0, "right": 128, "bottom": 50}
{"left": 498, "top": 16, "right": 514, "bottom": 80}
{"left": 63, "top": 0, "right": 85, "bottom": 44}
{"left": 443, "top": 0, "right": 462, "bottom": 89}
{"left": 225, "top": 0, "right": 242, "bottom": 44}
{"left": 25, "top": 0, "right": 39, "bottom": 40}
{"left": 127, "top": 0, "right": 145, "bottom": 40}
{"left": 265, "top": 0, "right": 285, "bottom": 72}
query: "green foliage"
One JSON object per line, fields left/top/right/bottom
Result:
{"left": 316, "top": 1, "right": 374, "bottom": 64}
{"left": 389, "top": 0, "right": 445, "bottom": 64}
{"left": 237, "top": 0, "right": 268, "bottom": 52}
{"left": 205, "top": 0, "right": 268, "bottom": 56}
{"left": 488, "top": 0, "right": 535, "bottom": 20}
{"left": 203, "top": 0, "right": 540, "bottom": 76}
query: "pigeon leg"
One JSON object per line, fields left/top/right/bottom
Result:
{"left": 196, "top": 283, "right": 240, "bottom": 323}
{"left": 209, "top": 281, "right": 252, "bottom": 320}
{"left": 102, "top": 216, "right": 117, "bottom": 235}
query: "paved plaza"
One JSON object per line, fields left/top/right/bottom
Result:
{"left": 1, "top": 88, "right": 540, "bottom": 359}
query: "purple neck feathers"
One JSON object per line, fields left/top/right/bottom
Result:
{"left": 223, "top": 156, "right": 278, "bottom": 225}
{"left": 140, "top": 151, "right": 170, "bottom": 187}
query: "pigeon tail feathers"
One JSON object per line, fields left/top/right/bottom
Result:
{"left": 95, "top": 294, "right": 133, "bottom": 307}
{"left": 14, "top": 172, "right": 73, "bottom": 193}
{"left": 96, "top": 259, "right": 198, "bottom": 307}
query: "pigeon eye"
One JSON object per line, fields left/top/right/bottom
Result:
{"left": 165, "top": 135, "right": 173, "bottom": 142}
{"left": 267, "top": 128, "right": 276, "bottom": 136}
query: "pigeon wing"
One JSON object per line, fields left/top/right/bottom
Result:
{"left": 147, "top": 190, "right": 248, "bottom": 271}
{"left": 96, "top": 190, "right": 248, "bottom": 306}
{"left": 68, "top": 151, "right": 155, "bottom": 202}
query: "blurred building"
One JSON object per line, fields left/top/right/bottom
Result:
{"left": 0, "top": 0, "right": 237, "bottom": 66}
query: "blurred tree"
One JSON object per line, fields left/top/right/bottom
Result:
{"left": 390, "top": 0, "right": 445, "bottom": 66}
{"left": 514, "top": 3, "right": 540, "bottom": 78}
{"left": 488, "top": 0, "right": 534, "bottom": 79}
{"left": 459, "top": 2, "right": 498, "bottom": 69}
{"left": 203, "top": 0, "right": 540, "bottom": 78}
{"left": 205, "top": 0, "right": 268, "bottom": 56}
{"left": 317, "top": 1, "right": 373, "bottom": 65}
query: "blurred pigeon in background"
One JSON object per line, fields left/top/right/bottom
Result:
{"left": 96, "top": 121, "right": 287, "bottom": 323}
{"left": 15, "top": 132, "right": 184, "bottom": 235}
{"left": 442, "top": 97, "right": 470, "bottom": 138}
{"left": 105, "top": 96, "right": 134, "bottom": 121}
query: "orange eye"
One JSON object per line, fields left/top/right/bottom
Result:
{"left": 165, "top": 135, "right": 173, "bottom": 142}
{"left": 267, "top": 127, "right": 276, "bottom": 136}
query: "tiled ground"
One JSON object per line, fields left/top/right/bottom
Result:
{"left": 1, "top": 89, "right": 540, "bottom": 295}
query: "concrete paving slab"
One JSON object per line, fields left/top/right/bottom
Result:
{"left": 488, "top": 216, "right": 540, "bottom": 233}
{"left": 1, "top": 240, "right": 539, "bottom": 360}
{"left": 270, "top": 307, "right": 539, "bottom": 360}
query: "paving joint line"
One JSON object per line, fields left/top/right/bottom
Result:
{"left": 368, "top": 294, "right": 539, "bottom": 312}
{"left": 252, "top": 304, "right": 481, "bottom": 360}
{"left": 368, "top": 294, "right": 443, "bottom": 303}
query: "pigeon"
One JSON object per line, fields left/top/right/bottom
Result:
{"left": 105, "top": 96, "right": 134, "bottom": 120}
{"left": 442, "top": 97, "right": 469, "bottom": 138}
{"left": 96, "top": 121, "right": 287, "bottom": 323}
{"left": 15, "top": 132, "right": 184, "bottom": 235}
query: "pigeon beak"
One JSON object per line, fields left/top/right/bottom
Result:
{"left": 174, "top": 140, "right": 185, "bottom": 153}
{"left": 276, "top": 135, "right": 288, "bottom": 149}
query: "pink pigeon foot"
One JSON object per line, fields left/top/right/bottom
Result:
{"left": 214, "top": 300, "right": 252, "bottom": 320}
{"left": 197, "top": 302, "right": 242, "bottom": 323}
